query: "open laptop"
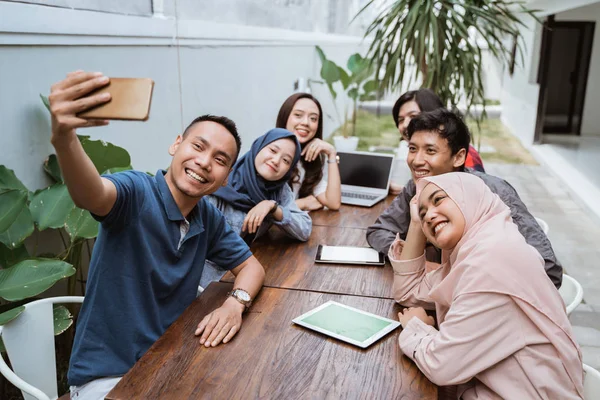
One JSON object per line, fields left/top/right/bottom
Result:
{"left": 338, "top": 151, "right": 395, "bottom": 207}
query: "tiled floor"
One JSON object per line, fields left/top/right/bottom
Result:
{"left": 486, "top": 163, "right": 600, "bottom": 369}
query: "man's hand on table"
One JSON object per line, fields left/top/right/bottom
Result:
{"left": 195, "top": 297, "right": 245, "bottom": 347}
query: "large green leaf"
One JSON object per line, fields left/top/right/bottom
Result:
{"left": 30, "top": 183, "right": 75, "bottom": 231}
{"left": 0, "top": 166, "right": 28, "bottom": 192}
{"left": 53, "top": 305, "right": 73, "bottom": 335}
{"left": 347, "top": 53, "right": 365, "bottom": 75}
{"left": 362, "top": 80, "right": 379, "bottom": 95}
{"left": 0, "top": 191, "right": 28, "bottom": 233}
{"left": 320, "top": 60, "right": 341, "bottom": 84}
{"left": 65, "top": 207, "right": 98, "bottom": 240}
{"left": 338, "top": 67, "right": 351, "bottom": 90}
{"left": 82, "top": 139, "right": 130, "bottom": 175}
{"left": 0, "top": 205, "right": 34, "bottom": 249}
{"left": 0, "top": 258, "right": 75, "bottom": 301}
{"left": 43, "top": 154, "right": 63, "bottom": 183}
{"left": 0, "top": 243, "right": 29, "bottom": 268}
{"left": 0, "top": 306, "right": 25, "bottom": 325}
{"left": 315, "top": 45, "right": 327, "bottom": 64}
{"left": 0, "top": 167, "right": 30, "bottom": 233}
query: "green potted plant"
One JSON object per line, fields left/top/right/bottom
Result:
{"left": 355, "top": 0, "right": 538, "bottom": 126}
{"left": 315, "top": 45, "right": 379, "bottom": 151}
{"left": 0, "top": 95, "right": 133, "bottom": 352}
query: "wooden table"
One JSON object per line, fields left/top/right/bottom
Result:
{"left": 222, "top": 225, "right": 395, "bottom": 299}
{"left": 106, "top": 282, "right": 437, "bottom": 400}
{"left": 309, "top": 195, "right": 396, "bottom": 228}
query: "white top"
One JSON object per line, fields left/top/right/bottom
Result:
{"left": 291, "top": 157, "right": 328, "bottom": 199}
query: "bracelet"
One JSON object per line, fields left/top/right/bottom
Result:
{"left": 269, "top": 200, "right": 278, "bottom": 214}
{"left": 327, "top": 155, "right": 340, "bottom": 164}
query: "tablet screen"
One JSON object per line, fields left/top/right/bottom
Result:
{"left": 293, "top": 301, "right": 400, "bottom": 348}
{"left": 315, "top": 245, "right": 385, "bottom": 265}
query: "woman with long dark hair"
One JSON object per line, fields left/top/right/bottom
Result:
{"left": 276, "top": 93, "right": 341, "bottom": 211}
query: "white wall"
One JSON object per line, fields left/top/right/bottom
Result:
{"left": 0, "top": 1, "right": 364, "bottom": 191}
{"left": 500, "top": 15, "right": 543, "bottom": 146}
{"left": 556, "top": 3, "right": 600, "bottom": 137}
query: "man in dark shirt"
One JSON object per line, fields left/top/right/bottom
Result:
{"left": 367, "top": 109, "right": 562, "bottom": 288}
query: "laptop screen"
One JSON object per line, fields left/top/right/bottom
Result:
{"left": 338, "top": 152, "right": 394, "bottom": 189}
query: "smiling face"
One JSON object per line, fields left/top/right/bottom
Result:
{"left": 397, "top": 100, "right": 421, "bottom": 140}
{"left": 166, "top": 121, "right": 238, "bottom": 201}
{"left": 418, "top": 183, "right": 465, "bottom": 250}
{"left": 254, "top": 138, "right": 297, "bottom": 181}
{"left": 285, "top": 98, "right": 320, "bottom": 145}
{"left": 407, "top": 130, "right": 466, "bottom": 182}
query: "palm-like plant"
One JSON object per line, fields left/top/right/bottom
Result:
{"left": 357, "top": 0, "right": 538, "bottom": 118}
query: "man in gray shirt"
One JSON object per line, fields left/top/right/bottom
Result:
{"left": 367, "top": 109, "right": 562, "bottom": 288}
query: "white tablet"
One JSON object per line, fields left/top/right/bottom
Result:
{"left": 292, "top": 301, "right": 401, "bottom": 348}
{"left": 315, "top": 245, "right": 385, "bottom": 266}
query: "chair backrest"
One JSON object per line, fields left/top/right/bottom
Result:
{"left": 0, "top": 296, "right": 83, "bottom": 400}
{"left": 584, "top": 363, "right": 600, "bottom": 399}
{"left": 559, "top": 274, "right": 584, "bottom": 315}
{"left": 535, "top": 217, "right": 549, "bottom": 235}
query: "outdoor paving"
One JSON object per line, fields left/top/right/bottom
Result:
{"left": 486, "top": 163, "right": 600, "bottom": 369}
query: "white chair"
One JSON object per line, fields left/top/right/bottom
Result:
{"left": 559, "top": 274, "right": 584, "bottom": 315}
{"left": 0, "top": 296, "right": 83, "bottom": 400}
{"left": 584, "top": 363, "right": 600, "bottom": 399}
{"left": 535, "top": 217, "right": 549, "bottom": 235}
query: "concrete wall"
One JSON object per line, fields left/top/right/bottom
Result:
{"left": 2, "top": 0, "right": 372, "bottom": 35}
{"left": 500, "top": 14, "right": 544, "bottom": 146}
{"left": 556, "top": 3, "right": 600, "bottom": 137}
{"left": 2, "top": 0, "right": 152, "bottom": 15}
{"left": 0, "top": 1, "right": 364, "bottom": 192}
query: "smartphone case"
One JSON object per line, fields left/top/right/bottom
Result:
{"left": 78, "top": 78, "right": 154, "bottom": 121}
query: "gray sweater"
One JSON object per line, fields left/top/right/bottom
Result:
{"left": 366, "top": 170, "right": 563, "bottom": 289}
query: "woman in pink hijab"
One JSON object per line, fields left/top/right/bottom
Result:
{"left": 388, "top": 172, "right": 583, "bottom": 399}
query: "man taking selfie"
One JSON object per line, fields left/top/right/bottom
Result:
{"left": 49, "top": 71, "right": 265, "bottom": 399}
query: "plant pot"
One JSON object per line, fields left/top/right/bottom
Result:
{"left": 333, "top": 136, "right": 359, "bottom": 152}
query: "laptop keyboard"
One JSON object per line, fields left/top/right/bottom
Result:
{"left": 342, "top": 192, "right": 379, "bottom": 200}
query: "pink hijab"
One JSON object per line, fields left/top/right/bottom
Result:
{"left": 416, "top": 172, "right": 584, "bottom": 397}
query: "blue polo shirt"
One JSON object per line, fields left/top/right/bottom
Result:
{"left": 68, "top": 170, "right": 252, "bottom": 386}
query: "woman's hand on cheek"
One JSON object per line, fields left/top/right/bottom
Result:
{"left": 301, "top": 138, "right": 335, "bottom": 162}
{"left": 242, "top": 200, "right": 276, "bottom": 234}
{"left": 409, "top": 195, "right": 421, "bottom": 225}
{"left": 398, "top": 307, "right": 435, "bottom": 328}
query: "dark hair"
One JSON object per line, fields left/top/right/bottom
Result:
{"left": 275, "top": 93, "right": 324, "bottom": 198}
{"left": 392, "top": 89, "right": 444, "bottom": 127}
{"left": 406, "top": 109, "right": 470, "bottom": 160}
{"left": 183, "top": 114, "right": 242, "bottom": 164}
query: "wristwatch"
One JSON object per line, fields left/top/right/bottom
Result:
{"left": 327, "top": 155, "right": 340, "bottom": 164}
{"left": 228, "top": 288, "right": 252, "bottom": 309}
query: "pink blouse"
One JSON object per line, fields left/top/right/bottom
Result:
{"left": 392, "top": 253, "right": 583, "bottom": 399}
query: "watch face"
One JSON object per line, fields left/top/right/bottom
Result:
{"left": 235, "top": 290, "right": 251, "bottom": 302}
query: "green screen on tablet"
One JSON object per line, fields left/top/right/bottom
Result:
{"left": 293, "top": 301, "right": 400, "bottom": 348}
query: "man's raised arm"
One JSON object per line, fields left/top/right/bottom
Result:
{"left": 49, "top": 71, "right": 117, "bottom": 216}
